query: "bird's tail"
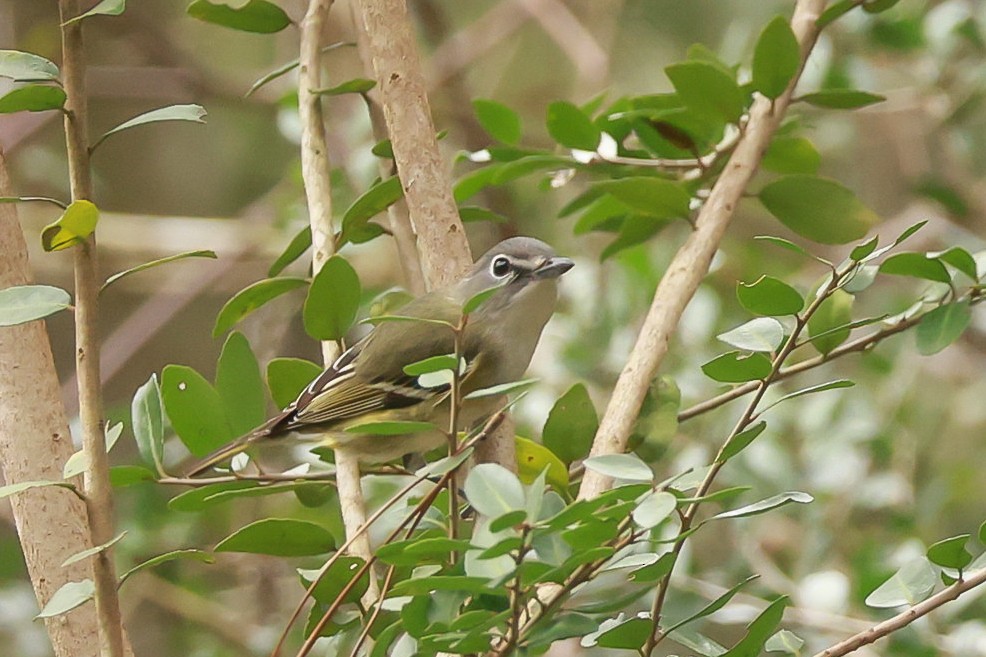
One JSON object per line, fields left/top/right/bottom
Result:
{"left": 185, "top": 424, "right": 274, "bottom": 477}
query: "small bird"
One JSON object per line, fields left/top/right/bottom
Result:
{"left": 187, "top": 236, "right": 573, "bottom": 476}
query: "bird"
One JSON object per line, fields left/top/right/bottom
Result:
{"left": 186, "top": 236, "right": 573, "bottom": 476}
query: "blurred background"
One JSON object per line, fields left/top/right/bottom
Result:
{"left": 2, "top": 0, "right": 986, "bottom": 655}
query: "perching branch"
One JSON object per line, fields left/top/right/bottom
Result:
{"left": 58, "top": 2, "right": 127, "bottom": 656}
{"left": 577, "top": 0, "right": 830, "bottom": 501}
{"left": 813, "top": 567, "right": 986, "bottom": 657}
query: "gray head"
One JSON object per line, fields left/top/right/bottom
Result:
{"left": 456, "top": 237, "right": 574, "bottom": 308}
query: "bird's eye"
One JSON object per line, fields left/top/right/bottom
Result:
{"left": 491, "top": 255, "right": 511, "bottom": 278}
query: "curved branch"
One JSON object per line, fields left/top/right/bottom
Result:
{"left": 577, "top": 0, "right": 830, "bottom": 501}
{"left": 814, "top": 568, "right": 986, "bottom": 657}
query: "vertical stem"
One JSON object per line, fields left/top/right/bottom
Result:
{"left": 298, "top": 0, "right": 379, "bottom": 603}
{"left": 58, "top": 2, "right": 125, "bottom": 657}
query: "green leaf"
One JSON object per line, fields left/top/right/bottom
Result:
{"left": 63, "top": 422, "right": 124, "bottom": 480}
{"left": 916, "top": 302, "right": 971, "bottom": 356}
{"left": 632, "top": 491, "right": 677, "bottom": 529}
{"left": 542, "top": 383, "right": 598, "bottom": 464}
{"left": 41, "top": 199, "right": 99, "bottom": 251}
{"left": 717, "top": 317, "right": 785, "bottom": 353}
{"left": 629, "top": 552, "right": 676, "bottom": 583}
{"left": 583, "top": 453, "right": 653, "bottom": 482}
{"left": 0, "top": 285, "right": 71, "bottom": 326}
{"left": 215, "top": 518, "right": 335, "bottom": 556}
{"left": 109, "top": 465, "right": 155, "bottom": 487}
{"left": 35, "top": 580, "right": 94, "bottom": 619}
{"left": 762, "top": 136, "right": 821, "bottom": 174}
{"left": 927, "top": 534, "right": 972, "bottom": 570}
{"left": 934, "top": 247, "right": 979, "bottom": 281}
{"left": 376, "top": 537, "right": 475, "bottom": 566}
{"left": 102, "top": 250, "right": 217, "bottom": 291}
{"left": 665, "top": 576, "right": 758, "bottom": 635}
{"left": 0, "top": 479, "right": 77, "bottom": 500}
{"left": 167, "top": 481, "right": 258, "bottom": 512}
{"left": 63, "top": 0, "right": 126, "bottom": 24}
{"left": 799, "top": 89, "right": 886, "bottom": 109}
{"left": 738, "top": 276, "right": 805, "bottom": 316}
{"left": 712, "top": 491, "right": 813, "bottom": 520}
{"left": 266, "top": 357, "right": 321, "bottom": 409}
{"left": 760, "top": 380, "right": 854, "bottom": 413}
{"left": 464, "top": 463, "right": 526, "bottom": 517}
{"left": 719, "top": 421, "right": 767, "bottom": 463}
{"left": 850, "top": 236, "right": 879, "bottom": 261}
{"left": 161, "top": 364, "right": 232, "bottom": 456}
{"left": 600, "top": 215, "right": 672, "bottom": 261}
{"left": 403, "top": 354, "right": 458, "bottom": 376}
{"left": 118, "top": 549, "right": 214, "bottom": 586}
{"left": 721, "top": 596, "right": 789, "bottom": 657}
{"left": 489, "top": 510, "right": 527, "bottom": 533}
{"left": 343, "top": 420, "right": 435, "bottom": 436}
{"left": 754, "top": 235, "right": 814, "bottom": 258}
{"left": 766, "top": 629, "right": 805, "bottom": 654}
{"left": 473, "top": 99, "right": 522, "bottom": 145}
{"left": 186, "top": 0, "right": 291, "bottom": 33}
{"left": 0, "top": 50, "right": 60, "bottom": 81}
{"left": 753, "top": 16, "right": 800, "bottom": 99}
{"left": 299, "top": 556, "right": 369, "bottom": 605}
{"left": 61, "top": 532, "right": 127, "bottom": 567}
{"left": 463, "top": 378, "right": 538, "bottom": 400}
{"left": 458, "top": 206, "right": 508, "bottom": 224}
{"left": 213, "top": 277, "right": 308, "bottom": 337}
{"left": 215, "top": 332, "right": 266, "bottom": 435}
{"left": 701, "top": 351, "right": 772, "bottom": 383}
{"left": 312, "top": 78, "right": 375, "bottom": 96}
{"left": 132, "top": 374, "right": 164, "bottom": 472}
{"left": 818, "top": 0, "right": 859, "bottom": 27}
{"left": 0, "top": 84, "right": 66, "bottom": 113}
{"left": 592, "top": 177, "right": 691, "bottom": 219}
{"left": 462, "top": 283, "right": 505, "bottom": 315}
{"left": 666, "top": 60, "right": 746, "bottom": 123}
{"left": 585, "top": 614, "right": 651, "bottom": 650}
{"left": 807, "top": 289, "right": 854, "bottom": 355}
{"left": 865, "top": 557, "right": 938, "bottom": 608}
{"left": 91, "top": 104, "right": 206, "bottom": 151}
{"left": 879, "top": 252, "right": 951, "bottom": 283}
{"left": 546, "top": 101, "right": 600, "bottom": 150}
{"left": 760, "top": 175, "right": 878, "bottom": 244}
{"left": 514, "top": 436, "right": 569, "bottom": 490}
{"left": 339, "top": 177, "right": 403, "bottom": 246}
{"left": 268, "top": 225, "right": 311, "bottom": 276}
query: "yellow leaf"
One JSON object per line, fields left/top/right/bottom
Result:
{"left": 41, "top": 199, "right": 99, "bottom": 251}
{"left": 515, "top": 436, "right": 568, "bottom": 491}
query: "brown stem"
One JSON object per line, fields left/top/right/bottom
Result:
{"left": 577, "top": 0, "right": 829, "bottom": 502}
{"left": 813, "top": 568, "right": 986, "bottom": 657}
{"left": 58, "top": 3, "right": 126, "bottom": 656}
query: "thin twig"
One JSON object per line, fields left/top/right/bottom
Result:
{"left": 813, "top": 568, "right": 986, "bottom": 657}
{"left": 58, "top": 2, "right": 126, "bottom": 656}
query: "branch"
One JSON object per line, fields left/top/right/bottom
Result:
{"left": 298, "top": 0, "right": 379, "bottom": 604}
{"left": 814, "top": 568, "right": 986, "bottom": 657}
{"left": 577, "top": 0, "right": 829, "bottom": 501}
{"left": 58, "top": 3, "right": 126, "bottom": 656}
{"left": 0, "top": 154, "right": 103, "bottom": 656}
{"left": 355, "top": 0, "right": 472, "bottom": 289}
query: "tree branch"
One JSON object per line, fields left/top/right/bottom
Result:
{"left": 58, "top": 3, "right": 127, "bottom": 655}
{"left": 814, "top": 567, "right": 986, "bottom": 657}
{"left": 577, "top": 0, "right": 829, "bottom": 501}
{"left": 0, "top": 151, "right": 103, "bottom": 657}
{"left": 354, "top": 0, "right": 472, "bottom": 289}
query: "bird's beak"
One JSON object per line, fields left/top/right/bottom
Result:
{"left": 533, "top": 256, "right": 574, "bottom": 279}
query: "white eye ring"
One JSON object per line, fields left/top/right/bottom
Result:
{"left": 490, "top": 255, "right": 511, "bottom": 278}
